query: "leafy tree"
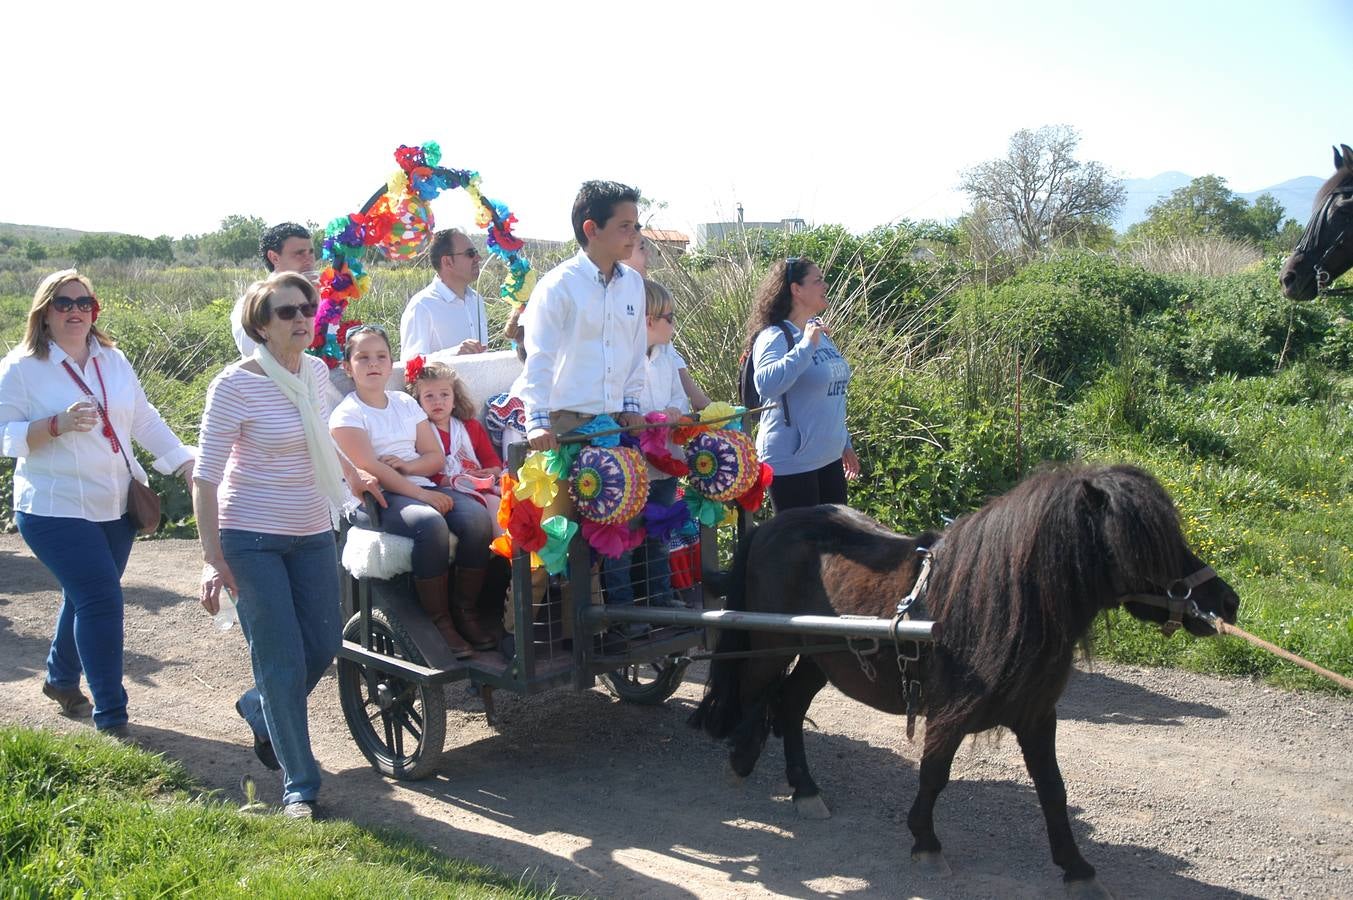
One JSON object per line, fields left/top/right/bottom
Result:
{"left": 24, "top": 240, "right": 48, "bottom": 262}
{"left": 198, "top": 214, "right": 268, "bottom": 263}
{"left": 1130, "top": 176, "right": 1294, "bottom": 248}
{"left": 959, "top": 125, "right": 1125, "bottom": 257}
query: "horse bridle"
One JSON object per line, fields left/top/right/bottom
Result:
{"left": 1292, "top": 185, "right": 1353, "bottom": 296}
{"left": 1116, "top": 565, "right": 1219, "bottom": 637}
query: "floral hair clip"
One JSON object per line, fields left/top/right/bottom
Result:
{"left": 404, "top": 354, "right": 426, "bottom": 385}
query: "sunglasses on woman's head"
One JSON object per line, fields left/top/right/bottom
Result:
{"left": 52, "top": 296, "right": 96, "bottom": 313}
{"left": 785, "top": 257, "right": 800, "bottom": 286}
{"left": 270, "top": 302, "right": 318, "bottom": 321}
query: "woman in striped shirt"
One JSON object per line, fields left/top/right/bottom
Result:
{"left": 193, "top": 271, "right": 378, "bottom": 821}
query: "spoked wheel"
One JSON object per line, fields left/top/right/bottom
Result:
{"left": 338, "top": 608, "right": 446, "bottom": 780}
{"left": 600, "top": 655, "right": 689, "bottom": 705}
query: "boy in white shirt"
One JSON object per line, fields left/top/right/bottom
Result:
{"left": 516, "top": 181, "right": 647, "bottom": 645}
{"left": 520, "top": 180, "right": 647, "bottom": 452}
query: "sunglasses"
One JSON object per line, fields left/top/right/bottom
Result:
{"left": 453, "top": 246, "right": 480, "bottom": 259}
{"left": 52, "top": 296, "right": 96, "bottom": 313}
{"left": 785, "top": 257, "right": 801, "bottom": 287}
{"left": 654, "top": 312, "right": 676, "bottom": 323}
{"left": 270, "top": 302, "right": 318, "bottom": 321}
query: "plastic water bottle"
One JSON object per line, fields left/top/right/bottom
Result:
{"left": 214, "top": 588, "right": 239, "bottom": 632}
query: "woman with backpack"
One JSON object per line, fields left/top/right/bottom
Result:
{"left": 742, "top": 257, "right": 859, "bottom": 513}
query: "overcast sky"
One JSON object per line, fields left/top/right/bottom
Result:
{"left": 3, "top": 0, "right": 1349, "bottom": 241}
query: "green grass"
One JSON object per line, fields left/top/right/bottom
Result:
{"left": 0, "top": 727, "right": 557, "bottom": 898}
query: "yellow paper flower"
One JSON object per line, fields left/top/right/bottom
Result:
{"left": 387, "top": 171, "right": 409, "bottom": 201}
{"left": 721, "top": 504, "right": 740, "bottom": 527}
{"left": 513, "top": 452, "right": 559, "bottom": 508}
{"left": 701, "top": 402, "right": 737, "bottom": 427}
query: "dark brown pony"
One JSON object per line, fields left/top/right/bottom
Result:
{"left": 690, "top": 464, "right": 1239, "bottom": 898}
{"left": 1281, "top": 143, "right": 1353, "bottom": 300}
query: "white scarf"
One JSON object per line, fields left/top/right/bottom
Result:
{"left": 254, "top": 346, "right": 348, "bottom": 527}
{"left": 442, "top": 418, "right": 478, "bottom": 478}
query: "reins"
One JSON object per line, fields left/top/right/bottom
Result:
{"left": 1119, "top": 566, "right": 1352, "bottom": 692}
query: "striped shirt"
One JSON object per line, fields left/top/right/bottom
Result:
{"left": 195, "top": 355, "right": 336, "bottom": 536}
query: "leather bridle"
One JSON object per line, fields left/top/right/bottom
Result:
{"left": 1116, "top": 565, "right": 1220, "bottom": 637}
{"left": 1291, "top": 185, "right": 1353, "bottom": 296}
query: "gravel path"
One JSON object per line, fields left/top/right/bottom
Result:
{"left": 1, "top": 534, "right": 1349, "bottom": 898}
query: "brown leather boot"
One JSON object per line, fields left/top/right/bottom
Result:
{"left": 450, "top": 568, "right": 497, "bottom": 650}
{"left": 414, "top": 573, "right": 473, "bottom": 659}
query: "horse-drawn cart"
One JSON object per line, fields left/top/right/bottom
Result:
{"left": 333, "top": 456, "right": 936, "bottom": 781}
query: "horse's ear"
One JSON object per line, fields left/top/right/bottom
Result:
{"left": 1082, "top": 481, "right": 1110, "bottom": 515}
{"left": 1336, "top": 146, "right": 1344, "bottom": 169}
{"left": 1342, "top": 145, "right": 1353, "bottom": 170}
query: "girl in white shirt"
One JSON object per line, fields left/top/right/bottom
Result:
{"left": 330, "top": 326, "right": 496, "bottom": 657}
{"left": 0, "top": 269, "right": 194, "bottom": 739}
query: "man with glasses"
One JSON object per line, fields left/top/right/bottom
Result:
{"left": 400, "top": 229, "right": 490, "bottom": 357}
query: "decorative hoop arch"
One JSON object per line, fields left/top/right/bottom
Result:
{"left": 308, "top": 141, "right": 536, "bottom": 366}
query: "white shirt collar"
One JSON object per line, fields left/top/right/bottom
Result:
{"left": 573, "top": 250, "right": 629, "bottom": 286}
{"left": 432, "top": 277, "right": 475, "bottom": 305}
{"left": 46, "top": 336, "right": 104, "bottom": 365}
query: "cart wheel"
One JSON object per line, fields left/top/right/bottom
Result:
{"left": 339, "top": 608, "right": 446, "bottom": 780}
{"left": 601, "top": 655, "right": 689, "bottom": 705}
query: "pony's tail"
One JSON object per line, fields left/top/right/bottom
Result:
{"left": 687, "top": 524, "right": 757, "bottom": 739}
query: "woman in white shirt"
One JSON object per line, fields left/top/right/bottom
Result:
{"left": 0, "top": 269, "right": 194, "bottom": 740}
{"left": 330, "top": 326, "right": 497, "bottom": 658}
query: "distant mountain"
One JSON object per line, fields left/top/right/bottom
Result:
{"left": 1237, "top": 177, "right": 1324, "bottom": 221}
{"left": 1113, "top": 173, "right": 1322, "bottom": 230}
{"left": 0, "top": 222, "right": 108, "bottom": 245}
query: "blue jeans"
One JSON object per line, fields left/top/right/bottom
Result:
{"left": 17, "top": 511, "right": 136, "bottom": 731}
{"left": 223, "top": 529, "right": 340, "bottom": 805}
{"left": 348, "top": 488, "right": 494, "bottom": 576}
{"left": 601, "top": 477, "right": 679, "bottom": 606}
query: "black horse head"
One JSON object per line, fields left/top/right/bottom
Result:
{"left": 1281, "top": 144, "right": 1353, "bottom": 301}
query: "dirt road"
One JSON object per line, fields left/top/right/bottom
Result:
{"left": 1, "top": 534, "right": 1349, "bottom": 899}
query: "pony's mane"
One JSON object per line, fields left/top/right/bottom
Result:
{"left": 923, "top": 464, "right": 1189, "bottom": 740}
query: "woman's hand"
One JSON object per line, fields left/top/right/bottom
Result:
{"left": 804, "top": 318, "right": 828, "bottom": 347}
{"left": 421, "top": 489, "right": 454, "bottom": 515}
{"left": 59, "top": 400, "right": 100, "bottom": 434}
{"left": 200, "top": 559, "right": 237, "bottom": 616}
{"left": 842, "top": 447, "right": 861, "bottom": 480}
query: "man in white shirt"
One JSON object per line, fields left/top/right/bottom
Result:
{"left": 520, "top": 181, "right": 647, "bottom": 452}
{"left": 399, "top": 229, "right": 489, "bottom": 358}
{"left": 231, "top": 223, "right": 316, "bottom": 358}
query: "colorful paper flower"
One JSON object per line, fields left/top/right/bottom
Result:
{"left": 671, "top": 415, "right": 709, "bottom": 446}
{"left": 572, "top": 413, "right": 621, "bottom": 448}
{"left": 507, "top": 496, "right": 546, "bottom": 552}
{"left": 700, "top": 401, "right": 740, "bottom": 431}
{"left": 514, "top": 452, "right": 559, "bottom": 508}
{"left": 643, "top": 500, "right": 691, "bottom": 544}
{"left": 404, "top": 355, "right": 425, "bottom": 386}
{"left": 581, "top": 520, "right": 646, "bottom": 559}
{"left": 736, "top": 462, "right": 774, "bottom": 513}
{"left": 685, "top": 492, "right": 728, "bottom": 528}
{"left": 537, "top": 515, "right": 578, "bottom": 575}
